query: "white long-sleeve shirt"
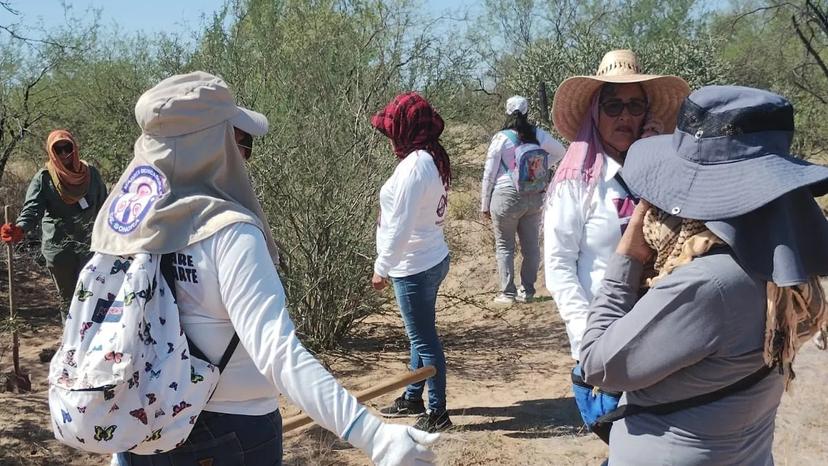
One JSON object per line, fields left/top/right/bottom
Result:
{"left": 480, "top": 128, "right": 566, "bottom": 211}
{"left": 543, "top": 155, "right": 635, "bottom": 360}
{"left": 172, "top": 222, "right": 364, "bottom": 437}
{"left": 375, "top": 150, "right": 449, "bottom": 278}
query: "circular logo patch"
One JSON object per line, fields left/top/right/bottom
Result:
{"left": 108, "top": 166, "right": 166, "bottom": 234}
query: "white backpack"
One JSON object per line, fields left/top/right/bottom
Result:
{"left": 500, "top": 129, "right": 551, "bottom": 193}
{"left": 48, "top": 253, "right": 238, "bottom": 454}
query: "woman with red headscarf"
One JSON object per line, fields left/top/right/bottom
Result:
{"left": 1, "top": 130, "right": 107, "bottom": 311}
{"left": 370, "top": 93, "right": 452, "bottom": 433}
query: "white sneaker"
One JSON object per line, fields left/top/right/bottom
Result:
{"left": 493, "top": 293, "right": 515, "bottom": 305}
{"left": 516, "top": 289, "right": 535, "bottom": 303}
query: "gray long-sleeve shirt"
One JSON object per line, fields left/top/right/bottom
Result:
{"left": 580, "top": 251, "right": 785, "bottom": 466}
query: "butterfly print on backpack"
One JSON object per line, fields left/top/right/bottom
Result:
{"left": 94, "top": 425, "right": 117, "bottom": 441}
{"left": 145, "top": 429, "right": 162, "bottom": 442}
{"left": 110, "top": 259, "right": 130, "bottom": 275}
{"left": 127, "top": 371, "right": 140, "bottom": 389}
{"left": 171, "top": 401, "right": 192, "bottom": 417}
{"left": 190, "top": 367, "right": 203, "bottom": 384}
{"left": 63, "top": 349, "right": 77, "bottom": 368}
{"left": 129, "top": 408, "right": 148, "bottom": 425}
{"left": 79, "top": 322, "right": 94, "bottom": 341}
{"left": 75, "top": 283, "right": 93, "bottom": 302}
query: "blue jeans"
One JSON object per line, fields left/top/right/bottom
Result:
{"left": 116, "top": 410, "right": 282, "bottom": 465}
{"left": 390, "top": 254, "right": 450, "bottom": 413}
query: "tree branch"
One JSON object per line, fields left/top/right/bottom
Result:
{"left": 793, "top": 13, "right": 828, "bottom": 81}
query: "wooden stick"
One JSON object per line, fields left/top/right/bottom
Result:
{"left": 282, "top": 365, "right": 437, "bottom": 433}
{"left": 4, "top": 206, "right": 20, "bottom": 375}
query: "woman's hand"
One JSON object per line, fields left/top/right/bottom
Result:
{"left": 616, "top": 200, "right": 654, "bottom": 264}
{"left": 372, "top": 272, "right": 388, "bottom": 291}
{"left": 641, "top": 118, "right": 663, "bottom": 138}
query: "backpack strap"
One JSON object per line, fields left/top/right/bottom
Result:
{"left": 160, "top": 254, "right": 239, "bottom": 374}
{"left": 498, "top": 130, "right": 520, "bottom": 173}
{"left": 595, "top": 363, "right": 776, "bottom": 425}
{"left": 613, "top": 172, "right": 638, "bottom": 202}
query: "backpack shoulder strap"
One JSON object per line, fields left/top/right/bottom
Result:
{"left": 160, "top": 254, "right": 239, "bottom": 373}
{"left": 596, "top": 363, "right": 776, "bottom": 424}
{"left": 501, "top": 129, "right": 520, "bottom": 146}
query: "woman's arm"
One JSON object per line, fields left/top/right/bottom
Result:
{"left": 16, "top": 171, "right": 47, "bottom": 232}
{"left": 214, "top": 223, "right": 435, "bottom": 464}
{"left": 544, "top": 182, "right": 592, "bottom": 360}
{"left": 536, "top": 128, "right": 567, "bottom": 166}
{"left": 480, "top": 133, "right": 506, "bottom": 213}
{"left": 579, "top": 253, "right": 725, "bottom": 392}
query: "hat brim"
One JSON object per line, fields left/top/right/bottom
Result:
{"left": 552, "top": 74, "right": 690, "bottom": 142}
{"left": 230, "top": 107, "right": 269, "bottom": 136}
{"left": 622, "top": 134, "right": 828, "bottom": 220}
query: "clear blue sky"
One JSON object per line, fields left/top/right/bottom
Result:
{"left": 0, "top": 0, "right": 477, "bottom": 37}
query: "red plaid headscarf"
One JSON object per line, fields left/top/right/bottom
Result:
{"left": 371, "top": 92, "right": 452, "bottom": 189}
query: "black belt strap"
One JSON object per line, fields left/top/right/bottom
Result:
{"left": 596, "top": 363, "right": 776, "bottom": 424}
{"left": 161, "top": 254, "right": 239, "bottom": 374}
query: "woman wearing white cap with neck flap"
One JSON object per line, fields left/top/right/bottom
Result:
{"left": 100, "top": 72, "right": 439, "bottom": 466}
{"left": 481, "top": 95, "right": 565, "bottom": 304}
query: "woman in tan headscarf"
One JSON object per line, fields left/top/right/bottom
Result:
{"left": 1, "top": 130, "right": 107, "bottom": 310}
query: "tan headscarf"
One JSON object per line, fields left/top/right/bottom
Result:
{"left": 45, "top": 130, "right": 90, "bottom": 204}
{"left": 90, "top": 72, "right": 279, "bottom": 264}
{"left": 643, "top": 206, "right": 828, "bottom": 388}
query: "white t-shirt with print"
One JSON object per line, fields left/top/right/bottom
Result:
{"left": 375, "top": 150, "right": 449, "bottom": 278}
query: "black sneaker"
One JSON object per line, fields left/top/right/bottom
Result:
{"left": 413, "top": 410, "right": 452, "bottom": 433}
{"left": 379, "top": 395, "right": 426, "bottom": 418}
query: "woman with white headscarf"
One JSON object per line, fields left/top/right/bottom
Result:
{"left": 101, "top": 72, "right": 438, "bottom": 466}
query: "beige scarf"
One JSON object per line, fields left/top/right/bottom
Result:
{"left": 643, "top": 206, "right": 827, "bottom": 387}
{"left": 45, "top": 130, "right": 91, "bottom": 204}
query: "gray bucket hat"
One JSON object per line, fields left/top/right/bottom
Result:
{"left": 622, "top": 85, "right": 828, "bottom": 221}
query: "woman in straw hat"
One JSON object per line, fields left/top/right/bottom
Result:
{"left": 1, "top": 130, "right": 107, "bottom": 311}
{"left": 579, "top": 85, "right": 828, "bottom": 465}
{"left": 481, "top": 96, "right": 565, "bottom": 305}
{"left": 545, "top": 50, "right": 690, "bottom": 361}
{"left": 543, "top": 49, "right": 689, "bottom": 441}
{"left": 101, "top": 72, "right": 438, "bottom": 466}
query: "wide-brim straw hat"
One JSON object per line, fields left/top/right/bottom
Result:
{"left": 552, "top": 49, "right": 691, "bottom": 142}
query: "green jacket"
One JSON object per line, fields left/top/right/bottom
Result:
{"left": 16, "top": 167, "right": 108, "bottom": 263}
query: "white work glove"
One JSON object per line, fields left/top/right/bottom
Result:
{"left": 346, "top": 411, "right": 439, "bottom": 466}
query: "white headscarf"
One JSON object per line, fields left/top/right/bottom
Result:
{"left": 91, "top": 72, "right": 279, "bottom": 263}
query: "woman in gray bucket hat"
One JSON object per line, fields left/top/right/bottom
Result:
{"left": 579, "top": 85, "right": 828, "bottom": 466}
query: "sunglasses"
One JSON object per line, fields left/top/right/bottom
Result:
{"left": 600, "top": 99, "right": 648, "bottom": 117}
{"left": 237, "top": 132, "right": 254, "bottom": 160}
{"left": 53, "top": 142, "right": 74, "bottom": 155}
